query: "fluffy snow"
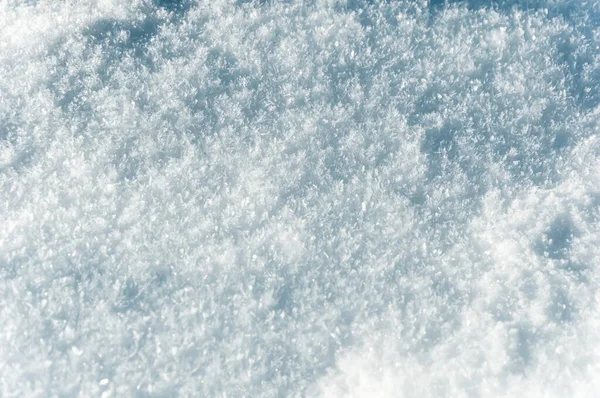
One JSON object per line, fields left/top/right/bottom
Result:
{"left": 1, "top": 0, "right": 600, "bottom": 396}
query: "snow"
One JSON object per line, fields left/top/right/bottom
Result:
{"left": 1, "top": 0, "right": 600, "bottom": 396}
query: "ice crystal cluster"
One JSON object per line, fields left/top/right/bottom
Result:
{"left": 1, "top": 0, "right": 600, "bottom": 396}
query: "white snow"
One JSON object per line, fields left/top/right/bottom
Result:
{"left": 1, "top": 0, "right": 600, "bottom": 396}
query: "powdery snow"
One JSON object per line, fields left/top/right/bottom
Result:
{"left": 1, "top": 0, "right": 600, "bottom": 396}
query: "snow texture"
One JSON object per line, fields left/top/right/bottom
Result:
{"left": 1, "top": 0, "right": 600, "bottom": 396}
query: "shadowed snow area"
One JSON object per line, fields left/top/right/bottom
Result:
{"left": 1, "top": 0, "right": 600, "bottom": 396}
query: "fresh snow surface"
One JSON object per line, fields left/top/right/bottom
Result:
{"left": 1, "top": 0, "right": 600, "bottom": 396}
